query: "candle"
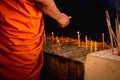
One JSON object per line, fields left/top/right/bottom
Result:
{"left": 52, "top": 32, "right": 54, "bottom": 41}
{"left": 94, "top": 41, "right": 97, "bottom": 52}
{"left": 69, "top": 16, "right": 72, "bottom": 19}
{"left": 85, "top": 35, "right": 88, "bottom": 50}
{"left": 56, "top": 36, "right": 60, "bottom": 47}
{"left": 43, "top": 30, "right": 46, "bottom": 45}
{"left": 57, "top": 39, "right": 61, "bottom": 47}
{"left": 56, "top": 36, "right": 61, "bottom": 50}
{"left": 90, "top": 40, "right": 92, "bottom": 53}
{"left": 102, "top": 33, "right": 104, "bottom": 49}
{"left": 77, "top": 31, "right": 80, "bottom": 47}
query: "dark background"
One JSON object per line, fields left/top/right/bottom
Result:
{"left": 43, "top": 0, "right": 116, "bottom": 42}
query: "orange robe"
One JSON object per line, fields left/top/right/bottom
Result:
{"left": 0, "top": 0, "right": 44, "bottom": 80}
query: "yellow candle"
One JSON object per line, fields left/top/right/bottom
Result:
{"left": 55, "top": 36, "right": 58, "bottom": 42}
{"left": 102, "top": 33, "right": 105, "bottom": 49}
{"left": 94, "top": 41, "right": 97, "bottom": 52}
{"left": 77, "top": 31, "right": 80, "bottom": 47}
{"left": 43, "top": 30, "right": 46, "bottom": 45}
{"left": 69, "top": 16, "right": 72, "bottom": 19}
{"left": 90, "top": 40, "right": 92, "bottom": 53}
{"left": 56, "top": 36, "right": 61, "bottom": 50}
{"left": 52, "top": 32, "right": 54, "bottom": 41}
{"left": 56, "top": 36, "right": 59, "bottom": 46}
{"left": 57, "top": 39, "right": 60, "bottom": 47}
{"left": 85, "top": 35, "right": 88, "bottom": 50}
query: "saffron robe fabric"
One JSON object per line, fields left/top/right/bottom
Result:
{"left": 0, "top": 0, "right": 44, "bottom": 80}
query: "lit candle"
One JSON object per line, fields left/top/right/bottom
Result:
{"left": 90, "top": 40, "right": 93, "bottom": 53}
{"left": 85, "top": 35, "right": 88, "bottom": 50}
{"left": 94, "top": 41, "right": 97, "bottom": 52}
{"left": 77, "top": 31, "right": 80, "bottom": 47}
{"left": 102, "top": 33, "right": 105, "bottom": 49}
{"left": 52, "top": 32, "right": 54, "bottom": 41}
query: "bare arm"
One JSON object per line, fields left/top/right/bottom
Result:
{"left": 34, "top": 0, "right": 70, "bottom": 28}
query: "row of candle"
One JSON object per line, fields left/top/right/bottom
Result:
{"left": 43, "top": 30, "right": 105, "bottom": 52}
{"left": 77, "top": 31, "right": 105, "bottom": 52}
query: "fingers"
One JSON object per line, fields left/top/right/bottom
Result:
{"left": 57, "top": 13, "right": 71, "bottom": 28}
{"left": 62, "top": 16, "right": 71, "bottom": 27}
{"left": 58, "top": 18, "right": 70, "bottom": 28}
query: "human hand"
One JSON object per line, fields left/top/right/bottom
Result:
{"left": 57, "top": 13, "right": 71, "bottom": 28}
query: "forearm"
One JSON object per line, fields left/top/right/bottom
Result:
{"left": 35, "top": 0, "right": 62, "bottom": 22}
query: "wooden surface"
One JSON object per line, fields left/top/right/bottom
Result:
{"left": 41, "top": 52, "right": 84, "bottom": 80}
{"left": 41, "top": 37, "right": 111, "bottom": 80}
{"left": 41, "top": 39, "right": 87, "bottom": 80}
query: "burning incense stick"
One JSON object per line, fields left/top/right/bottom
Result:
{"left": 115, "top": 13, "right": 120, "bottom": 56}
{"left": 105, "top": 10, "right": 120, "bottom": 55}
{"left": 105, "top": 11, "right": 116, "bottom": 55}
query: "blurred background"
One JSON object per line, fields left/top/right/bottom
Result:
{"left": 43, "top": 0, "right": 116, "bottom": 43}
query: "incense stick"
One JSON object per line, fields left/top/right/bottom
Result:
{"left": 105, "top": 10, "right": 120, "bottom": 56}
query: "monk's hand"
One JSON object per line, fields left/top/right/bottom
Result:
{"left": 57, "top": 13, "right": 71, "bottom": 28}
